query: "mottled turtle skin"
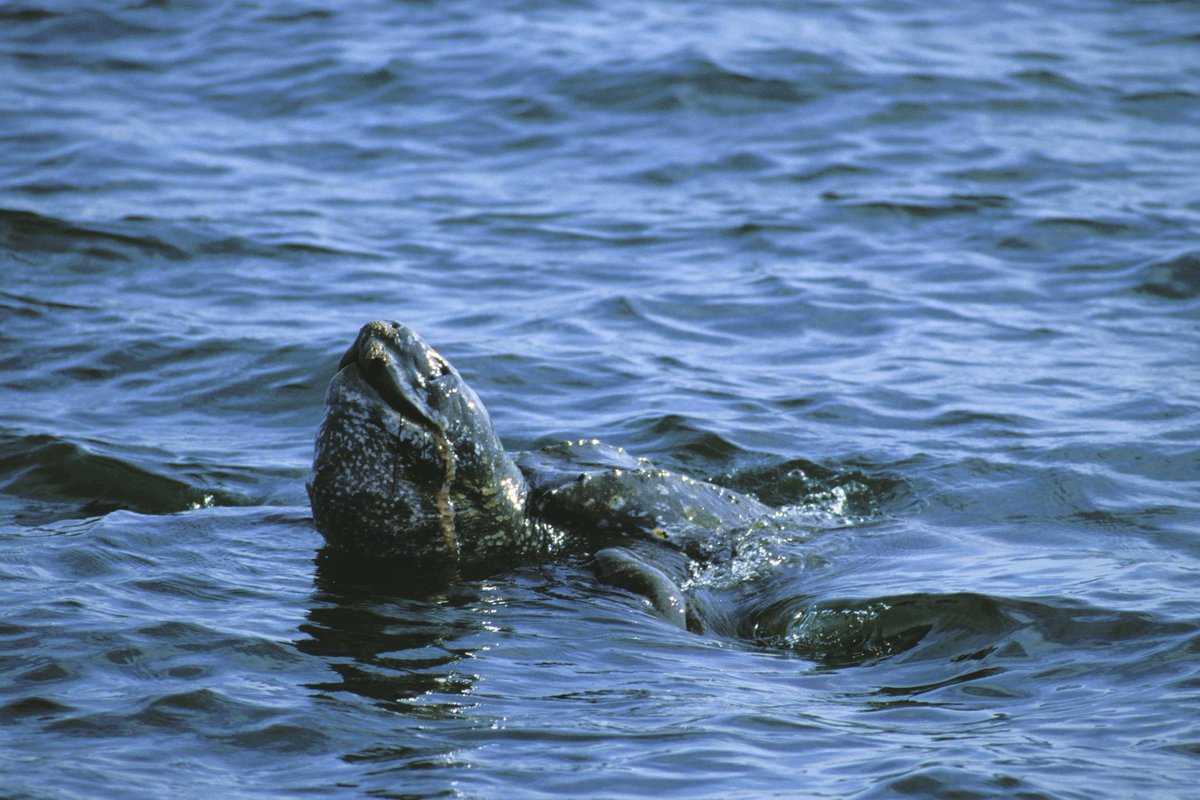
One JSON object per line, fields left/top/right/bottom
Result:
{"left": 308, "top": 321, "right": 770, "bottom": 629}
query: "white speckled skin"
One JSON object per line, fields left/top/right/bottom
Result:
{"left": 307, "top": 322, "right": 770, "bottom": 628}
{"left": 307, "top": 321, "right": 560, "bottom": 573}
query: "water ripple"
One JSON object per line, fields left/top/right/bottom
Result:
{"left": 2, "top": 0, "right": 1199, "bottom": 796}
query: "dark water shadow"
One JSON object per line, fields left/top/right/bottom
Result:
{"left": 297, "top": 549, "right": 487, "bottom": 717}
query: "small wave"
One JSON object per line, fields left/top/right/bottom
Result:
{"left": 0, "top": 8, "right": 55, "bottom": 24}
{"left": 438, "top": 212, "right": 659, "bottom": 248}
{"left": 257, "top": 9, "right": 335, "bottom": 24}
{"left": 200, "top": 57, "right": 416, "bottom": 119}
{"left": 558, "top": 51, "right": 817, "bottom": 114}
{"left": 631, "top": 150, "right": 779, "bottom": 186}
{"left": 1009, "top": 68, "right": 1090, "bottom": 93}
{"left": 745, "top": 591, "right": 1196, "bottom": 669}
{"left": 620, "top": 413, "right": 747, "bottom": 469}
{"left": 1136, "top": 252, "right": 1200, "bottom": 300}
{"left": 0, "top": 290, "right": 95, "bottom": 314}
{"left": 0, "top": 433, "right": 236, "bottom": 522}
{"left": 193, "top": 230, "right": 382, "bottom": 261}
{"left": 842, "top": 197, "right": 1005, "bottom": 220}
{"left": 1031, "top": 216, "right": 1135, "bottom": 236}
{"left": 5, "top": 8, "right": 159, "bottom": 44}
{"left": 0, "top": 207, "right": 187, "bottom": 260}
{"left": 1119, "top": 89, "right": 1200, "bottom": 123}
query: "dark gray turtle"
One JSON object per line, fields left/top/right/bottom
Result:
{"left": 308, "top": 321, "right": 773, "bottom": 629}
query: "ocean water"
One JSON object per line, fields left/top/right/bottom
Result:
{"left": 2, "top": 1, "right": 1199, "bottom": 797}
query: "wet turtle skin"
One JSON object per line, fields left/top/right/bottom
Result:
{"left": 308, "top": 321, "right": 770, "bottom": 627}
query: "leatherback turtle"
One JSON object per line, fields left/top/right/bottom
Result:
{"left": 308, "top": 321, "right": 775, "bottom": 630}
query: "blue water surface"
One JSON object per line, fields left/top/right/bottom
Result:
{"left": 2, "top": 1, "right": 1199, "bottom": 798}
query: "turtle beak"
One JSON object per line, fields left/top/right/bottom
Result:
{"left": 336, "top": 322, "right": 441, "bottom": 430}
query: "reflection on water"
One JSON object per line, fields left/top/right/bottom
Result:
{"left": 300, "top": 551, "right": 488, "bottom": 714}
{"left": 3, "top": 0, "right": 1200, "bottom": 795}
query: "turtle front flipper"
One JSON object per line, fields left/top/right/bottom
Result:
{"left": 593, "top": 546, "right": 690, "bottom": 630}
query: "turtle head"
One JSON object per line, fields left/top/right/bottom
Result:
{"left": 307, "top": 321, "right": 537, "bottom": 575}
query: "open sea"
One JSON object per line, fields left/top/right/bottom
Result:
{"left": 2, "top": 1, "right": 1199, "bottom": 797}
